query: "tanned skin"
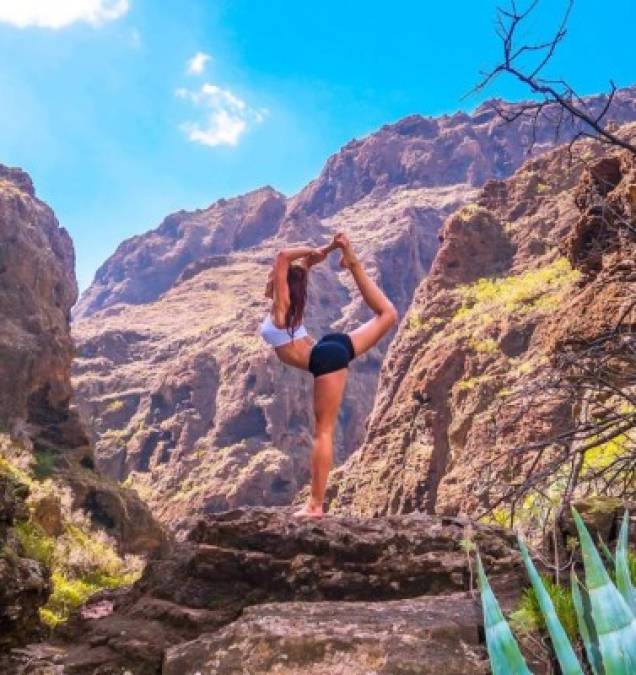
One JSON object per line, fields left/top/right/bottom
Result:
{"left": 265, "top": 233, "right": 397, "bottom": 518}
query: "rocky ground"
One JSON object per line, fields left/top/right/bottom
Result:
{"left": 71, "top": 87, "right": 636, "bottom": 530}
{"left": 3, "top": 507, "right": 529, "bottom": 674}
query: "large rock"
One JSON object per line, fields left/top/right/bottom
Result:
{"left": 163, "top": 594, "right": 490, "bottom": 675}
{"left": 72, "top": 87, "right": 636, "bottom": 530}
{"left": 0, "top": 164, "right": 79, "bottom": 445}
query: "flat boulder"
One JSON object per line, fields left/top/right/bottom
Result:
{"left": 164, "top": 593, "right": 489, "bottom": 675}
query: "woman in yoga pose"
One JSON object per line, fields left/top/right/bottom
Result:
{"left": 260, "top": 233, "right": 398, "bottom": 517}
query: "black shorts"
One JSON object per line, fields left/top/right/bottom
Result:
{"left": 308, "top": 332, "right": 356, "bottom": 378}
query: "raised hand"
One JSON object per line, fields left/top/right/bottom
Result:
{"left": 333, "top": 233, "right": 350, "bottom": 250}
{"left": 333, "top": 232, "right": 359, "bottom": 270}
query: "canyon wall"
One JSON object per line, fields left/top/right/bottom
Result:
{"left": 0, "top": 163, "right": 164, "bottom": 557}
{"left": 72, "top": 87, "right": 636, "bottom": 528}
{"left": 333, "top": 125, "right": 636, "bottom": 518}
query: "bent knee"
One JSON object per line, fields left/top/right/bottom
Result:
{"left": 314, "top": 423, "right": 336, "bottom": 438}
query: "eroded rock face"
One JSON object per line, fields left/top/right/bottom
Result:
{"left": 0, "top": 164, "right": 165, "bottom": 557}
{"left": 0, "top": 164, "right": 78, "bottom": 444}
{"left": 10, "top": 507, "right": 522, "bottom": 673}
{"left": 0, "top": 475, "right": 51, "bottom": 650}
{"left": 333, "top": 125, "right": 636, "bottom": 518}
{"left": 72, "top": 87, "right": 636, "bottom": 528}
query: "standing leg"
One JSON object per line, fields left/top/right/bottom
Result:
{"left": 295, "top": 368, "right": 348, "bottom": 518}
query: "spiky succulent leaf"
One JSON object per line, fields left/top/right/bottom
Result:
{"left": 572, "top": 568, "right": 602, "bottom": 675}
{"left": 476, "top": 552, "right": 532, "bottom": 675}
{"left": 572, "top": 508, "right": 636, "bottom": 673}
{"left": 518, "top": 537, "right": 582, "bottom": 674}
{"left": 615, "top": 510, "right": 636, "bottom": 616}
{"left": 599, "top": 536, "right": 615, "bottom": 569}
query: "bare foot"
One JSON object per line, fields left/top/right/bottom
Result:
{"left": 293, "top": 503, "right": 325, "bottom": 519}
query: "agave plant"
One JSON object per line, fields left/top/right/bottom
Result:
{"left": 477, "top": 509, "right": 636, "bottom": 674}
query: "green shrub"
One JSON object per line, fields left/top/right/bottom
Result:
{"left": 510, "top": 574, "right": 578, "bottom": 641}
{"left": 13, "top": 521, "right": 55, "bottom": 567}
{"left": 453, "top": 258, "right": 580, "bottom": 327}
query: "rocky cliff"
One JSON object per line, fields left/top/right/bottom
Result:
{"left": 0, "top": 163, "right": 164, "bottom": 555}
{"left": 0, "top": 165, "right": 167, "bottom": 647}
{"left": 72, "top": 87, "right": 636, "bottom": 529}
{"left": 332, "top": 124, "right": 636, "bottom": 519}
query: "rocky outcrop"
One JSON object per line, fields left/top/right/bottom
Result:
{"left": 162, "top": 595, "right": 490, "bottom": 675}
{"left": 0, "top": 164, "right": 78, "bottom": 446}
{"left": 333, "top": 125, "right": 636, "bottom": 518}
{"left": 72, "top": 87, "right": 636, "bottom": 529}
{"left": 0, "top": 474, "right": 50, "bottom": 649}
{"left": 0, "top": 164, "right": 165, "bottom": 556}
{"left": 4, "top": 507, "right": 524, "bottom": 673}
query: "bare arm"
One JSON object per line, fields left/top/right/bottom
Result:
{"left": 270, "top": 242, "right": 339, "bottom": 324}
{"left": 271, "top": 246, "right": 316, "bottom": 326}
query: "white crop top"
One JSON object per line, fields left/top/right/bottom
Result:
{"left": 259, "top": 313, "right": 308, "bottom": 347}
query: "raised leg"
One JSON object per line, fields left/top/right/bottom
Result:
{"left": 295, "top": 368, "right": 348, "bottom": 518}
{"left": 346, "top": 256, "right": 398, "bottom": 358}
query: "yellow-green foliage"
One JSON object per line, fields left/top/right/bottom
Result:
{"left": 480, "top": 487, "right": 566, "bottom": 532}
{"left": 43, "top": 566, "right": 138, "bottom": 627}
{"left": 453, "top": 258, "right": 581, "bottom": 328}
{"left": 0, "top": 454, "right": 33, "bottom": 487}
{"left": 583, "top": 432, "right": 630, "bottom": 472}
{"left": 468, "top": 337, "right": 499, "bottom": 354}
{"left": 2, "top": 439, "right": 142, "bottom": 629}
{"left": 582, "top": 407, "right": 635, "bottom": 474}
{"left": 480, "top": 507, "right": 512, "bottom": 528}
{"left": 496, "top": 386, "right": 513, "bottom": 399}
{"left": 38, "top": 522, "right": 141, "bottom": 627}
{"left": 457, "top": 202, "right": 482, "bottom": 221}
{"left": 456, "top": 375, "right": 483, "bottom": 392}
{"left": 407, "top": 314, "right": 445, "bottom": 332}
{"left": 536, "top": 182, "right": 549, "bottom": 194}
{"left": 14, "top": 521, "right": 56, "bottom": 567}
{"left": 105, "top": 399, "right": 125, "bottom": 413}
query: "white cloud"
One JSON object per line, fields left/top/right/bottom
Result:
{"left": 176, "top": 83, "right": 266, "bottom": 147}
{"left": 0, "top": 0, "right": 129, "bottom": 29}
{"left": 186, "top": 51, "right": 211, "bottom": 76}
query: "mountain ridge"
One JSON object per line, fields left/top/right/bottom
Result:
{"left": 71, "top": 85, "right": 636, "bottom": 529}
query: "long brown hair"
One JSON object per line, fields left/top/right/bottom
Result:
{"left": 285, "top": 264, "right": 308, "bottom": 339}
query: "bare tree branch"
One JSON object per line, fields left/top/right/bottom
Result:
{"left": 465, "top": 0, "right": 636, "bottom": 156}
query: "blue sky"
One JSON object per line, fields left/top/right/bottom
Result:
{"left": 1, "top": 1, "right": 635, "bottom": 292}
